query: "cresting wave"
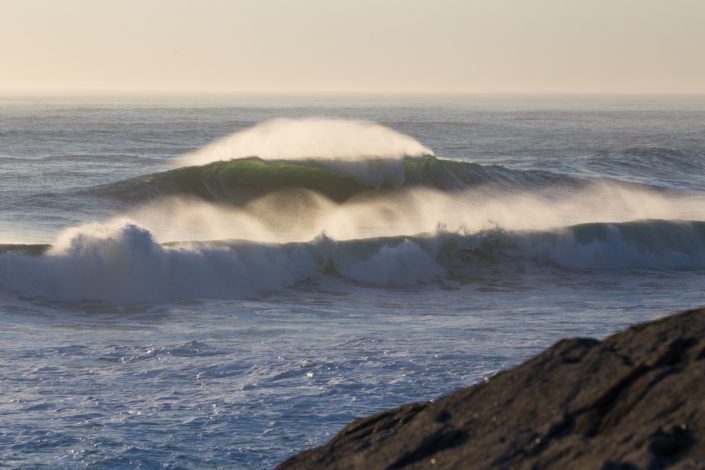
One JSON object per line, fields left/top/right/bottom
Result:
{"left": 7, "top": 119, "right": 705, "bottom": 302}
{"left": 2, "top": 219, "right": 705, "bottom": 302}
{"left": 176, "top": 118, "right": 434, "bottom": 165}
{"left": 96, "top": 118, "right": 582, "bottom": 205}
{"left": 174, "top": 117, "right": 435, "bottom": 189}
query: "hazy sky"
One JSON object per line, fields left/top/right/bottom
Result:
{"left": 2, "top": 0, "right": 704, "bottom": 94}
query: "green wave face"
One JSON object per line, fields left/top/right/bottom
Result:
{"left": 103, "top": 157, "right": 375, "bottom": 205}
{"left": 98, "top": 155, "right": 580, "bottom": 206}
{"left": 402, "top": 156, "right": 577, "bottom": 189}
{"left": 569, "top": 219, "right": 705, "bottom": 256}
{"left": 0, "top": 244, "right": 51, "bottom": 256}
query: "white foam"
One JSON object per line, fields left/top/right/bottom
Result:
{"left": 176, "top": 118, "right": 434, "bottom": 186}
{"left": 0, "top": 222, "right": 319, "bottom": 302}
{"left": 178, "top": 118, "right": 433, "bottom": 164}
{"left": 0, "top": 221, "right": 446, "bottom": 302}
{"left": 3, "top": 218, "right": 705, "bottom": 303}
{"left": 340, "top": 240, "right": 445, "bottom": 285}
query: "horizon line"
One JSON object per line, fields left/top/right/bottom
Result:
{"left": 2, "top": 89, "right": 705, "bottom": 99}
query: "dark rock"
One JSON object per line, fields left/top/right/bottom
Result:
{"left": 278, "top": 308, "right": 705, "bottom": 469}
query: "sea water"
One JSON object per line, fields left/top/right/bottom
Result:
{"left": 1, "top": 95, "right": 705, "bottom": 468}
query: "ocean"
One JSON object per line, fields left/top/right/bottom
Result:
{"left": 2, "top": 94, "right": 705, "bottom": 468}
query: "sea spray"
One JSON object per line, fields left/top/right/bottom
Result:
{"left": 119, "top": 182, "right": 705, "bottom": 245}
{"left": 5, "top": 118, "right": 705, "bottom": 301}
{"left": 177, "top": 118, "right": 434, "bottom": 164}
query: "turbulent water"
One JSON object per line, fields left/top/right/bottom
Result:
{"left": 2, "top": 95, "right": 705, "bottom": 468}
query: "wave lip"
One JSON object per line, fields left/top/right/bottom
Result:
{"left": 176, "top": 118, "right": 434, "bottom": 166}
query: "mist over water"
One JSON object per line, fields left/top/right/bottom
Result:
{"left": 177, "top": 118, "right": 434, "bottom": 163}
{"left": 176, "top": 118, "right": 433, "bottom": 187}
{"left": 124, "top": 182, "right": 705, "bottom": 244}
{"left": 2, "top": 97, "right": 705, "bottom": 468}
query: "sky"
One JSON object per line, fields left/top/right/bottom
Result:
{"left": 1, "top": 0, "right": 704, "bottom": 95}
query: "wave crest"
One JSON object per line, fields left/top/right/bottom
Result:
{"left": 177, "top": 117, "right": 434, "bottom": 164}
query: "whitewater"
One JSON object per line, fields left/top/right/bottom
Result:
{"left": 2, "top": 95, "right": 705, "bottom": 468}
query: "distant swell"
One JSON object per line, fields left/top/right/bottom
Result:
{"left": 96, "top": 156, "right": 580, "bottom": 206}
{"left": 586, "top": 147, "right": 705, "bottom": 188}
{"left": 2, "top": 219, "right": 705, "bottom": 302}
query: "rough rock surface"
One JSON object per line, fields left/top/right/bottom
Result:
{"left": 278, "top": 308, "right": 705, "bottom": 469}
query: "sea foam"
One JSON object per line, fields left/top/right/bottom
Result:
{"left": 3, "top": 219, "right": 705, "bottom": 303}
{"left": 0, "top": 221, "right": 446, "bottom": 302}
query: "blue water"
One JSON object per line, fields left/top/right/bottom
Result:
{"left": 2, "top": 95, "right": 705, "bottom": 468}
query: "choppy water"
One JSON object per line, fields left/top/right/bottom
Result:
{"left": 2, "top": 95, "right": 705, "bottom": 468}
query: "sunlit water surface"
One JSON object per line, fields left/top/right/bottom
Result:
{"left": 2, "top": 95, "right": 705, "bottom": 468}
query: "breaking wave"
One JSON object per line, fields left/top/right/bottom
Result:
{"left": 176, "top": 118, "right": 434, "bottom": 165}
{"left": 7, "top": 119, "right": 705, "bottom": 303}
{"left": 89, "top": 117, "right": 587, "bottom": 205}
{"left": 2, "top": 219, "right": 705, "bottom": 302}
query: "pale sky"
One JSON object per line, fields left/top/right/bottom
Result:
{"left": 2, "top": 0, "right": 704, "bottom": 95}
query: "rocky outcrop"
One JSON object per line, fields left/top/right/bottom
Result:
{"left": 278, "top": 308, "right": 705, "bottom": 469}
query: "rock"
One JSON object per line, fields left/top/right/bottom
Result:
{"left": 278, "top": 308, "right": 705, "bottom": 469}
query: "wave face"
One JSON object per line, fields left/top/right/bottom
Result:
{"left": 456, "top": 219, "right": 705, "bottom": 271}
{"left": 99, "top": 155, "right": 581, "bottom": 206}
{"left": 2, "top": 220, "right": 705, "bottom": 302}
{"left": 101, "top": 157, "right": 374, "bottom": 204}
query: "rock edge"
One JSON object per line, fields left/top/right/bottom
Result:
{"left": 278, "top": 308, "right": 705, "bottom": 469}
